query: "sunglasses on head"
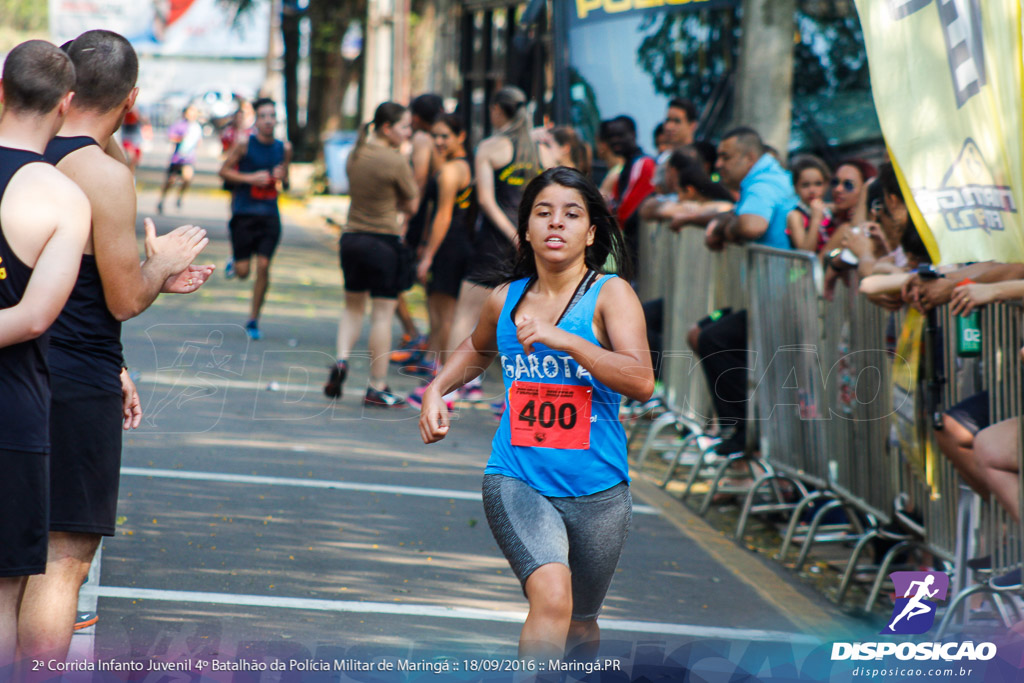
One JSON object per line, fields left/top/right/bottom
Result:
{"left": 831, "top": 178, "right": 856, "bottom": 192}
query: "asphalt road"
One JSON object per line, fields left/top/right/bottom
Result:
{"left": 52, "top": 188, "right": 885, "bottom": 683}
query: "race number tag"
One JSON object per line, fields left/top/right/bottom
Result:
{"left": 251, "top": 183, "right": 278, "bottom": 201}
{"left": 509, "top": 381, "right": 592, "bottom": 450}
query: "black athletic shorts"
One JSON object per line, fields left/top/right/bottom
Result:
{"left": 229, "top": 213, "right": 282, "bottom": 261}
{"left": 946, "top": 390, "right": 990, "bottom": 436}
{"left": 427, "top": 233, "right": 473, "bottom": 298}
{"left": 0, "top": 448, "right": 48, "bottom": 576}
{"left": 50, "top": 373, "right": 123, "bottom": 537}
{"left": 167, "top": 162, "right": 192, "bottom": 177}
{"left": 340, "top": 231, "right": 401, "bottom": 299}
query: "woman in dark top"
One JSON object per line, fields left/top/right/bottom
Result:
{"left": 445, "top": 86, "right": 541, "bottom": 400}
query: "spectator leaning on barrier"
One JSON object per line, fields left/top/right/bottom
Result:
{"left": 692, "top": 126, "right": 799, "bottom": 455}
{"left": 653, "top": 97, "right": 698, "bottom": 193}
{"left": 640, "top": 151, "right": 734, "bottom": 380}
{"left": 604, "top": 115, "right": 656, "bottom": 273}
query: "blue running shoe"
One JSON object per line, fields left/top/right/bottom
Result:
{"left": 245, "top": 319, "right": 262, "bottom": 340}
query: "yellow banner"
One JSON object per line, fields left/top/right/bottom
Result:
{"left": 891, "top": 309, "right": 932, "bottom": 489}
{"left": 855, "top": 0, "right": 1024, "bottom": 265}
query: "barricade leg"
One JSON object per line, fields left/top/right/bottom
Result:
{"left": 655, "top": 433, "right": 699, "bottom": 488}
{"left": 776, "top": 491, "right": 835, "bottom": 562}
{"left": 793, "top": 499, "right": 851, "bottom": 572}
{"left": 836, "top": 529, "right": 880, "bottom": 606}
{"left": 633, "top": 411, "right": 682, "bottom": 468}
{"left": 697, "top": 454, "right": 765, "bottom": 517}
{"left": 734, "top": 473, "right": 808, "bottom": 541}
{"left": 864, "top": 540, "right": 916, "bottom": 612}
{"left": 680, "top": 443, "right": 720, "bottom": 503}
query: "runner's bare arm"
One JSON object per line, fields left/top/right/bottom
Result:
{"left": 219, "top": 139, "right": 267, "bottom": 186}
{"left": 419, "top": 286, "right": 506, "bottom": 444}
{"left": 0, "top": 173, "right": 90, "bottom": 347}
{"left": 515, "top": 277, "right": 654, "bottom": 401}
{"left": 417, "top": 163, "right": 461, "bottom": 281}
{"left": 411, "top": 132, "right": 434, "bottom": 193}
{"left": 83, "top": 155, "right": 208, "bottom": 320}
{"left": 475, "top": 137, "right": 518, "bottom": 242}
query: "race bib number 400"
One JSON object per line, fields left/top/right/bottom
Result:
{"left": 508, "top": 381, "right": 592, "bottom": 450}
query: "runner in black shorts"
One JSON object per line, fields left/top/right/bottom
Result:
{"left": 18, "top": 31, "right": 212, "bottom": 667}
{"left": 420, "top": 167, "right": 652, "bottom": 663}
{"left": 323, "top": 101, "right": 418, "bottom": 408}
{"left": 408, "top": 113, "right": 474, "bottom": 402}
{"left": 220, "top": 97, "right": 291, "bottom": 341}
{"left": 0, "top": 40, "right": 90, "bottom": 670}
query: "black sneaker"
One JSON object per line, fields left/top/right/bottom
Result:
{"left": 714, "top": 429, "right": 746, "bottom": 456}
{"left": 991, "top": 568, "right": 1021, "bottom": 590}
{"left": 364, "top": 385, "right": 406, "bottom": 408}
{"left": 324, "top": 360, "right": 347, "bottom": 399}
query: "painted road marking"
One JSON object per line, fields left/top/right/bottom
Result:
{"left": 120, "top": 467, "right": 659, "bottom": 515}
{"left": 85, "top": 585, "right": 819, "bottom": 644}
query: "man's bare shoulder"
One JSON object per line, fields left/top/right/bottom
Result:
{"left": 7, "top": 161, "right": 87, "bottom": 208}
{"left": 58, "top": 145, "right": 134, "bottom": 196}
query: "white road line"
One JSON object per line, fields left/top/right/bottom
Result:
{"left": 85, "top": 585, "right": 819, "bottom": 644}
{"left": 119, "top": 467, "right": 660, "bottom": 515}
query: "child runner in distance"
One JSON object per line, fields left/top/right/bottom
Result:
{"left": 419, "top": 167, "right": 654, "bottom": 662}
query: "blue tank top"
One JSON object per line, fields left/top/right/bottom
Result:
{"left": 485, "top": 273, "right": 629, "bottom": 497}
{"left": 0, "top": 147, "right": 52, "bottom": 452}
{"left": 231, "top": 134, "right": 285, "bottom": 217}
{"left": 44, "top": 136, "right": 123, "bottom": 395}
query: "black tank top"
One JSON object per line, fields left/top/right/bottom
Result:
{"left": 0, "top": 147, "right": 52, "bottom": 452}
{"left": 44, "top": 136, "right": 123, "bottom": 395}
{"left": 493, "top": 138, "right": 535, "bottom": 223}
{"left": 447, "top": 157, "right": 476, "bottom": 241}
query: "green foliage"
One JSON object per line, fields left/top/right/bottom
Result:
{"left": 1, "top": 0, "right": 48, "bottom": 32}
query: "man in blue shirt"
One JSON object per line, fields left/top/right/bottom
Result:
{"left": 696, "top": 127, "right": 798, "bottom": 455}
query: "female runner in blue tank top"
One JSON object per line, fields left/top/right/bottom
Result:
{"left": 419, "top": 167, "right": 654, "bottom": 661}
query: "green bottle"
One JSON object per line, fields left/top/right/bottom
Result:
{"left": 956, "top": 279, "right": 982, "bottom": 358}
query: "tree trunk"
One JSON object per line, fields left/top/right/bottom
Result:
{"left": 281, "top": 3, "right": 301, "bottom": 156}
{"left": 733, "top": 0, "right": 796, "bottom": 153}
{"left": 303, "top": 0, "right": 366, "bottom": 162}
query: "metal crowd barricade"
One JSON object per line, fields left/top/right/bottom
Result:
{"left": 738, "top": 247, "right": 870, "bottom": 562}
{"left": 859, "top": 304, "right": 981, "bottom": 612}
{"left": 632, "top": 221, "right": 748, "bottom": 474}
{"left": 938, "top": 301, "right": 1024, "bottom": 634}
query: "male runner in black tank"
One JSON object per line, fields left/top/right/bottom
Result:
{"left": 17, "top": 30, "right": 214, "bottom": 666}
{"left": 219, "top": 97, "right": 291, "bottom": 340}
{"left": 0, "top": 40, "right": 91, "bottom": 673}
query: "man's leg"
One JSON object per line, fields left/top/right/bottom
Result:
{"left": 976, "top": 419, "right": 1020, "bottom": 521}
{"left": 251, "top": 255, "right": 271, "bottom": 322}
{"left": 1, "top": 577, "right": 26, "bottom": 669}
{"left": 18, "top": 533, "right": 100, "bottom": 664}
{"left": 696, "top": 310, "right": 749, "bottom": 431}
{"left": 176, "top": 165, "right": 194, "bottom": 206}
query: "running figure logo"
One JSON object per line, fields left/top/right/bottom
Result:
{"left": 882, "top": 571, "right": 949, "bottom": 635}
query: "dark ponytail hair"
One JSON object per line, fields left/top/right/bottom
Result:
{"left": 504, "top": 167, "right": 632, "bottom": 283}
{"left": 668, "top": 150, "right": 733, "bottom": 202}
{"left": 352, "top": 101, "right": 407, "bottom": 160}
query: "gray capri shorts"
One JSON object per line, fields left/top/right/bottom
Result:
{"left": 482, "top": 473, "right": 631, "bottom": 621}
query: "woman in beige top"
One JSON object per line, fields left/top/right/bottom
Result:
{"left": 324, "top": 102, "right": 418, "bottom": 407}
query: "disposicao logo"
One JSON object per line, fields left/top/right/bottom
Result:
{"left": 883, "top": 570, "right": 948, "bottom": 635}
{"left": 831, "top": 571, "right": 997, "bottom": 663}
